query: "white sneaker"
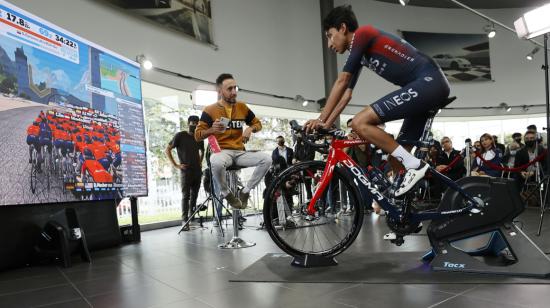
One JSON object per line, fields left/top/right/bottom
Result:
{"left": 394, "top": 162, "right": 429, "bottom": 197}
{"left": 383, "top": 232, "right": 396, "bottom": 240}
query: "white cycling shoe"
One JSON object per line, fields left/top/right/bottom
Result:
{"left": 394, "top": 162, "right": 429, "bottom": 197}
{"left": 383, "top": 232, "right": 397, "bottom": 240}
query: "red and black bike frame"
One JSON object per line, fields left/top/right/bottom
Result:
{"left": 306, "top": 138, "right": 480, "bottom": 222}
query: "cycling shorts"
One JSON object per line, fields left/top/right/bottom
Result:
{"left": 370, "top": 66, "right": 450, "bottom": 142}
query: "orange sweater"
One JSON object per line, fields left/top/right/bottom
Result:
{"left": 195, "top": 101, "right": 262, "bottom": 150}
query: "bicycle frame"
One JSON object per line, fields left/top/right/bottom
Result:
{"left": 306, "top": 138, "right": 480, "bottom": 223}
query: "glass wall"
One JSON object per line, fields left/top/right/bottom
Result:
{"left": 119, "top": 80, "right": 545, "bottom": 227}
{"left": 117, "top": 82, "right": 318, "bottom": 226}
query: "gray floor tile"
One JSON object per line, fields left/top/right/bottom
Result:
{"left": 0, "top": 273, "right": 67, "bottom": 296}
{"left": 73, "top": 272, "right": 158, "bottom": 297}
{"left": 325, "top": 284, "right": 455, "bottom": 308}
{"left": 0, "top": 285, "right": 81, "bottom": 308}
{"left": 87, "top": 280, "right": 191, "bottom": 308}
{"left": 34, "top": 298, "right": 92, "bottom": 308}
{"left": 151, "top": 297, "right": 215, "bottom": 308}
{"left": 460, "top": 284, "right": 550, "bottom": 308}
{"left": 429, "top": 294, "right": 529, "bottom": 308}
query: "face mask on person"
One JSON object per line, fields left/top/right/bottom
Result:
{"left": 189, "top": 125, "right": 196, "bottom": 133}
{"left": 514, "top": 138, "right": 522, "bottom": 143}
{"left": 525, "top": 140, "right": 535, "bottom": 148}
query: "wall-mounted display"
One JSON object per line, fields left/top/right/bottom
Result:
{"left": 0, "top": 0, "right": 148, "bottom": 206}
{"left": 401, "top": 31, "right": 492, "bottom": 82}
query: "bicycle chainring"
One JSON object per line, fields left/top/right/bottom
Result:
{"left": 385, "top": 215, "right": 421, "bottom": 236}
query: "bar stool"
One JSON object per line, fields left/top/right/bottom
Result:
{"left": 218, "top": 165, "right": 256, "bottom": 249}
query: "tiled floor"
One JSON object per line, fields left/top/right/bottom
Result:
{"left": 1, "top": 208, "right": 550, "bottom": 308}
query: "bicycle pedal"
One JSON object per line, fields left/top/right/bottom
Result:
{"left": 390, "top": 237, "right": 405, "bottom": 246}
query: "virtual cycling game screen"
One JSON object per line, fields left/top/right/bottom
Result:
{"left": 0, "top": 1, "right": 148, "bottom": 206}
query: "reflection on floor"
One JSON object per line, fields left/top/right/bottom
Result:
{"left": 1, "top": 208, "right": 550, "bottom": 308}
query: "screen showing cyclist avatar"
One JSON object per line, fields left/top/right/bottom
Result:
{"left": 0, "top": 1, "right": 148, "bottom": 206}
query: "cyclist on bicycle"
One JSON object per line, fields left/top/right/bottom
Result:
{"left": 305, "top": 5, "right": 450, "bottom": 197}
{"left": 26, "top": 121, "right": 40, "bottom": 164}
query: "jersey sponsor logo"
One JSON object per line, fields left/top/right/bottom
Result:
{"left": 228, "top": 120, "right": 245, "bottom": 130}
{"left": 364, "top": 56, "right": 387, "bottom": 75}
{"left": 382, "top": 88, "right": 419, "bottom": 111}
{"left": 383, "top": 44, "right": 415, "bottom": 62}
{"left": 342, "top": 159, "right": 384, "bottom": 201}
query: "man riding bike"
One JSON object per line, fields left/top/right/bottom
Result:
{"left": 305, "top": 5, "right": 450, "bottom": 197}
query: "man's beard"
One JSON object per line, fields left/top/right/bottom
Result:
{"left": 223, "top": 95, "right": 236, "bottom": 104}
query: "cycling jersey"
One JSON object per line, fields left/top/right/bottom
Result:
{"left": 344, "top": 25, "right": 450, "bottom": 142}
{"left": 344, "top": 25, "right": 434, "bottom": 88}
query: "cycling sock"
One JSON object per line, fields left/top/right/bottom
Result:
{"left": 391, "top": 145, "right": 421, "bottom": 170}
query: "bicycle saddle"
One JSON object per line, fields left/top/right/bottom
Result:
{"left": 427, "top": 96, "right": 456, "bottom": 117}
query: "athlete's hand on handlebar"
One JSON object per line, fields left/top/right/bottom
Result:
{"left": 304, "top": 118, "right": 329, "bottom": 134}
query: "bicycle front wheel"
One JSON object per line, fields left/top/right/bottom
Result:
{"left": 263, "top": 160, "right": 364, "bottom": 258}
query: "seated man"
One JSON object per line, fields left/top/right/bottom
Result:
{"left": 195, "top": 73, "right": 272, "bottom": 209}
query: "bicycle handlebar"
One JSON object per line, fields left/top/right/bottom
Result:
{"left": 289, "top": 120, "right": 346, "bottom": 152}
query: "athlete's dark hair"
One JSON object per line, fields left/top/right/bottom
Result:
{"left": 216, "top": 73, "right": 234, "bottom": 87}
{"left": 323, "top": 5, "right": 358, "bottom": 32}
{"left": 188, "top": 115, "right": 199, "bottom": 122}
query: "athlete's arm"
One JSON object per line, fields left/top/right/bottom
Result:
{"left": 319, "top": 72, "right": 352, "bottom": 122}
{"left": 323, "top": 70, "right": 360, "bottom": 128}
{"left": 324, "top": 88, "right": 353, "bottom": 128}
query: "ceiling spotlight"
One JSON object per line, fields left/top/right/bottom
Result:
{"left": 136, "top": 54, "right": 153, "bottom": 70}
{"left": 399, "top": 0, "right": 409, "bottom": 6}
{"left": 500, "top": 102, "right": 511, "bottom": 112}
{"left": 302, "top": 100, "right": 309, "bottom": 107}
{"left": 484, "top": 24, "right": 496, "bottom": 38}
{"left": 526, "top": 46, "right": 540, "bottom": 61}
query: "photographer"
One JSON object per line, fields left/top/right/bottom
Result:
{"left": 514, "top": 130, "right": 546, "bottom": 187}
{"left": 503, "top": 132, "right": 523, "bottom": 173}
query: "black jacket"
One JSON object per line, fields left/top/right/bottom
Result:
{"left": 437, "top": 149, "right": 465, "bottom": 181}
{"left": 272, "top": 146, "right": 294, "bottom": 166}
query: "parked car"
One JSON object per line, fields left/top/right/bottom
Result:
{"left": 432, "top": 54, "right": 472, "bottom": 71}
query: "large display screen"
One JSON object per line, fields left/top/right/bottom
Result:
{"left": 0, "top": 0, "right": 148, "bottom": 206}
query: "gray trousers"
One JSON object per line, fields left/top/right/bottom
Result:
{"left": 210, "top": 149, "right": 272, "bottom": 197}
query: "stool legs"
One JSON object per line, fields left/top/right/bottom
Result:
{"left": 218, "top": 209, "right": 256, "bottom": 249}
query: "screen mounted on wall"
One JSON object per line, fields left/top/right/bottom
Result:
{"left": 401, "top": 31, "right": 492, "bottom": 82}
{"left": 0, "top": 0, "right": 148, "bottom": 206}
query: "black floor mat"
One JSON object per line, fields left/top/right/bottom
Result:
{"left": 232, "top": 252, "right": 550, "bottom": 284}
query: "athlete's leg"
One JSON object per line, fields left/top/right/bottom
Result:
{"left": 352, "top": 107, "right": 421, "bottom": 171}
{"left": 352, "top": 71, "right": 449, "bottom": 196}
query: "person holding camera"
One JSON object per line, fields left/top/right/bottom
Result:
{"left": 514, "top": 130, "right": 546, "bottom": 185}
{"left": 195, "top": 73, "right": 271, "bottom": 209}
{"left": 165, "top": 115, "right": 204, "bottom": 230}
